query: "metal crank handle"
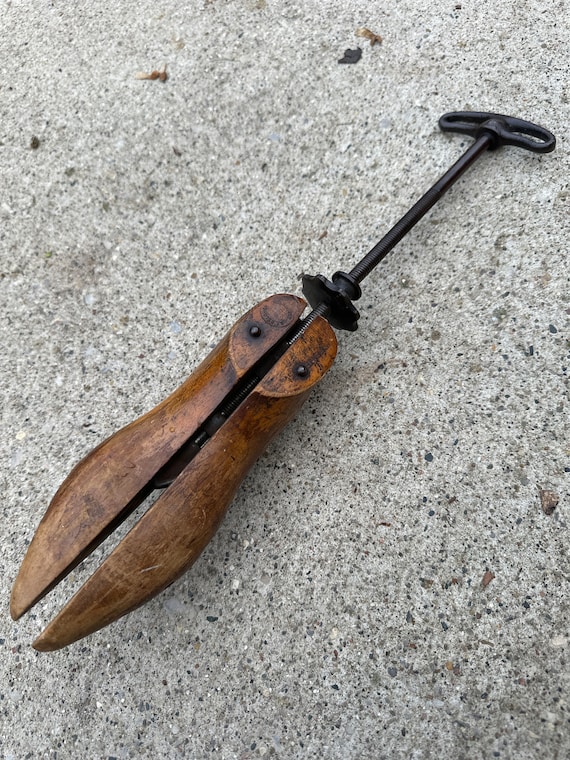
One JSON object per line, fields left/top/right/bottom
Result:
{"left": 302, "top": 110, "right": 556, "bottom": 330}
{"left": 438, "top": 111, "right": 556, "bottom": 153}
{"left": 11, "top": 295, "right": 336, "bottom": 650}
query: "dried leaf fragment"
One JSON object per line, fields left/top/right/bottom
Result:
{"left": 355, "top": 27, "right": 383, "bottom": 46}
{"left": 482, "top": 570, "right": 495, "bottom": 588}
{"left": 538, "top": 487, "right": 559, "bottom": 515}
{"left": 135, "top": 65, "right": 168, "bottom": 82}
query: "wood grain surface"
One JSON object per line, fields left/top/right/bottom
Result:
{"left": 31, "top": 309, "right": 337, "bottom": 650}
{"left": 11, "top": 294, "right": 306, "bottom": 622}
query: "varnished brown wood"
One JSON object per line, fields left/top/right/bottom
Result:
{"left": 32, "top": 314, "right": 337, "bottom": 650}
{"left": 10, "top": 294, "right": 306, "bottom": 622}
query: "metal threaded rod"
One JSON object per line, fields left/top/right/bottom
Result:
{"left": 348, "top": 132, "right": 493, "bottom": 284}
{"left": 287, "top": 301, "right": 330, "bottom": 343}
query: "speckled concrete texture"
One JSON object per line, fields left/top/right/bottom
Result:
{"left": 1, "top": 1, "right": 568, "bottom": 758}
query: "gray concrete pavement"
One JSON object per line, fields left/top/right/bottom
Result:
{"left": 1, "top": 1, "right": 568, "bottom": 757}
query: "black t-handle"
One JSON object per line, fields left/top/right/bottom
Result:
{"left": 302, "top": 111, "right": 556, "bottom": 330}
{"left": 439, "top": 111, "right": 556, "bottom": 153}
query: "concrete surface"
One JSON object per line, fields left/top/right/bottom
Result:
{"left": 1, "top": 0, "right": 568, "bottom": 757}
